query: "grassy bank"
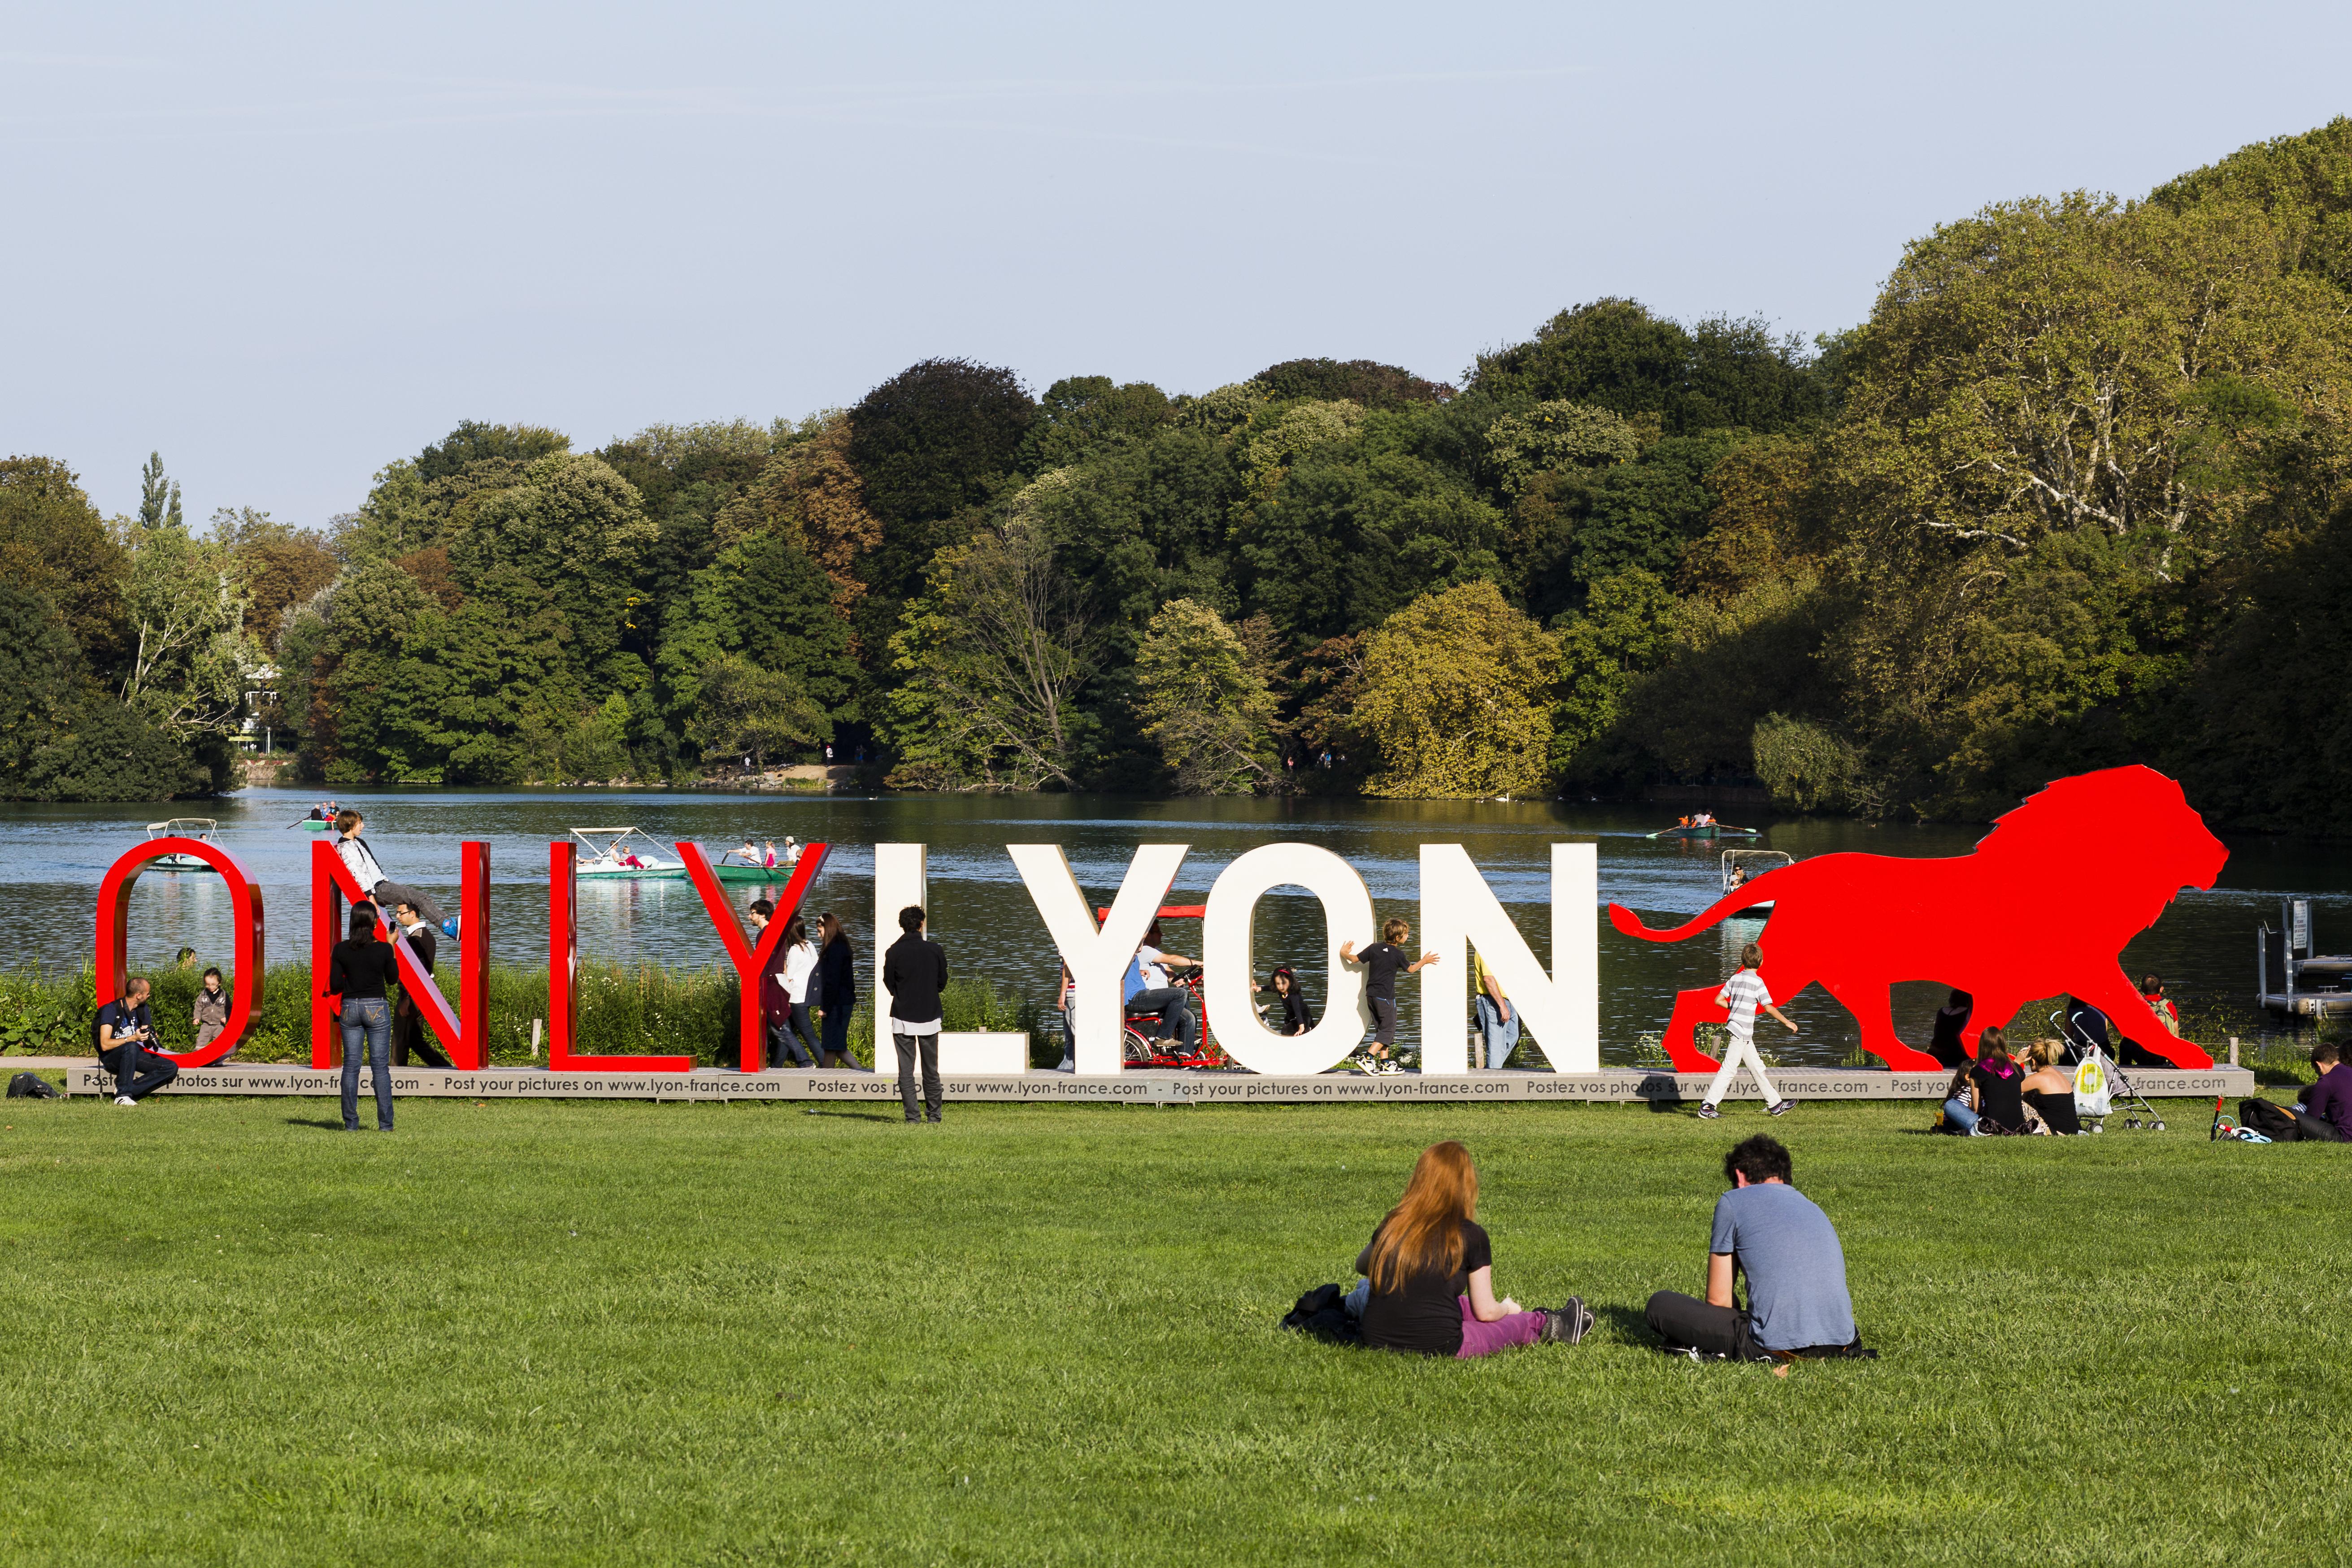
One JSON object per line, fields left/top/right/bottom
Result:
{"left": 0, "top": 962, "right": 1045, "bottom": 1068}
{"left": 0, "top": 1098, "right": 2337, "bottom": 1564}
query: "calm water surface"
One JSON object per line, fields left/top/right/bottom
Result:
{"left": 5, "top": 787, "right": 2345, "bottom": 1067}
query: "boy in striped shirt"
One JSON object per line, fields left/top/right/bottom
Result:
{"left": 1698, "top": 942, "right": 1798, "bottom": 1120}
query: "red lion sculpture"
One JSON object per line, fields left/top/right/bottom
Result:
{"left": 1609, "top": 765, "right": 2228, "bottom": 1072}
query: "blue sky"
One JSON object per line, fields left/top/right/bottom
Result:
{"left": 7, "top": 2, "right": 2349, "bottom": 525}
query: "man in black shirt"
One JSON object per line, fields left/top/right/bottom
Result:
{"left": 390, "top": 898, "right": 452, "bottom": 1069}
{"left": 881, "top": 905, "right": 948, "bottom": 1124}
{"left": 1339, "top": 918, "right": 1438, "bottom": 1073}
{"left": 96, "top": 977, "right": 177, "bottom": 1105}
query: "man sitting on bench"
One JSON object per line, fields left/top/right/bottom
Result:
{"left": 96, "top": 977, "right": 178, "bottom": 1107}
{"left": 1645, "top": 1134, "right": 1867, "bottom": 1360}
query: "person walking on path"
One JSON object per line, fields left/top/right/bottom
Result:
{"left": 882, "top": 905, "right": 948, "bottom": 1123}
{"left": 390, "top": 899, "right": 452, "bottom": 1068}
{"left": 325, "top": 905, "right": 398, "bottom": 1131}
{"left": 192, "top": 967, "right": 231, "bottom": 1058}
{"left": 774, "top": 914, "right": 821, "bottom": 1067}
{"left": 813, "top": 912, "right": 859, "bottom": 1070}
{"left": 96, "top": 977, "right": 176, "bottom": 1105}
{"left": 332, "top": 809, "right": 446, "bottom": 930}
{"left": 1697, "top": 942, "right": 1796, "bottom": 1119}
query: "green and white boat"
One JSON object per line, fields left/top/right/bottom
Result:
{"left": 704, "top": 836, "right": 804, "bottom": 883}
{"left": 571, "top": 827, "right": 688, "bottom": 881}
{"left": 145, "top": 818, "right": 220, "bottom": 871}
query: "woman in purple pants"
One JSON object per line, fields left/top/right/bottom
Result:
{"left": 1355, "top": 1141, "right": 1593, "bottom": 1358}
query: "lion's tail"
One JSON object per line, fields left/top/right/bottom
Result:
{"left": 1607, "top": 887, "right": 1763, "bottom": 945}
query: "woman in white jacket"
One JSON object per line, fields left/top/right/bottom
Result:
{"left": 775, "top": 917, "right": 822, "bottom": 1067}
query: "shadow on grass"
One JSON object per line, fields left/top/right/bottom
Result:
{"left": 283, "top": 1116, "right": 349, "bottom": 1131}
{"left": 1593, "top": 1302, "right": 1655, "bottom": 1344}
{"left": 793, "top": 1108, "right": 901, "bottom": 1123}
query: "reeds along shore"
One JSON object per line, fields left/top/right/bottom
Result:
{"left": 0, "top": 962, "right": 1043, "bottom": 1068}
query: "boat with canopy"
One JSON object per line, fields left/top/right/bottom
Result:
{"left": 1721, "top": 848, "right": 1794, "bottom": 915}
{"left": 571, "top": 828, "right": 687, "bottom": 880}
{"left": 144, "top": 819, "right": 221, "bottom": 871}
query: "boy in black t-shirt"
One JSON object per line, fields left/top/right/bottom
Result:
{"left": 1339, "top": 918, "right": 1439, "bottom": 1073}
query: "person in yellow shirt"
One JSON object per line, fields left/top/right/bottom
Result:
{"left": 1473, "top": 949, "right": 1518, "bottom": 1070}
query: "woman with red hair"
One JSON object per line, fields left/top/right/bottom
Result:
{"left": 1355, "top": 1141, "right": 1591, "bottom": 1357}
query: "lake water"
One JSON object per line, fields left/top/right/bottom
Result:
{"left": 5, "top": 786, "right": 2344, "bottom": 1067}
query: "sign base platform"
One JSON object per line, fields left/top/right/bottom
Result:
{"left": 57, "top": 1061, "right": 2256, "bottom": 1104}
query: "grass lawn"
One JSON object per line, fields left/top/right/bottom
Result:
{"left": 0, "top": 1093, "right": 2341, "bottom": 1565}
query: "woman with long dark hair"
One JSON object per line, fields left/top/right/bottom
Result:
{"left": 1965, "top": 1027, "right": 2028, "bottom": 1134}
{"left": 1355, "top": 1141, "right": 1591, "bottom": 1357}
{"left": 325, "top": 903, "right": 398, "bottom": 1132}
{"left": 813, "top": 912, "right": 859, "bottom": 1070}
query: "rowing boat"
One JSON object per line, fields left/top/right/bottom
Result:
{"left": 1646, "top": 821, "right": 1761, "bottom": 841}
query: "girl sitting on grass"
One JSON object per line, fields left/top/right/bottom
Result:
{"left": 1355, "top": 1140, "right": 1590, "bottom": 1358}
{"left": 1965, "top": 1028, "right": 2028, "bottom": 1135}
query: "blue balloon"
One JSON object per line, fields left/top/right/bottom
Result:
{"left": 441, "top": 917, "right": 460, "bottom": 938}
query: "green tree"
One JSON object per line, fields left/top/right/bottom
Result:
{"left": 1252, "top": 358, "right": 1452, "bottom": 408}
{"left": 137, "top": 452, "right": 183, "bottom": 530}
{"left": 1352, "top": 581, "right": 1558, "bottom": 798}
{"left": 1134, "top": 599, "right": 1278, "bottom": 794}
{"left": 0, "top": 456, "right": 131, "bottom": 670}
{"left": 881, "top": 524, "right": 1100, "bottom": 791}
{"left": 688, "top": 654, "right": 826, "bottom": 772}
{"left": 846, "top": 358, "right": 1037, "bottom": 666}
{"left": 1549, "top": 568, "right": 1677, "bottom": 783}
{"left": 1020, "top": 377, "right": 1174, "bottom": 470}
{"left": 117, "top": 520, "right": 254, "bottom": 743}
{"left": 0, "top": 584, "right": 85, "bottom": 784}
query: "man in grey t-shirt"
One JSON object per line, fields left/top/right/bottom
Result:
{"left": 1645, "top": 1134, "right": 1864, "bottom": 1360}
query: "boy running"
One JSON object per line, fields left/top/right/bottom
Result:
{"left": 1698, "top": 942, "right": 1796, "bottom": 1120}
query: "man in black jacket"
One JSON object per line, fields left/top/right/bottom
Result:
{"left": 881, "top": 905, "right": 947, "bottom": 1124}
{"left": 390, "top": 898, "right": 452, "bottom": 1068}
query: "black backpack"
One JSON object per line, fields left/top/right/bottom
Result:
{"left": 1280, "top": 1282, "right": 1362, "bottom": 1345}
{"left": 7, "top": 1072, "right": 60, "bottom": 1100}
{"left": 2239, "top": 1098, "right": 2302, "bottom": 1142}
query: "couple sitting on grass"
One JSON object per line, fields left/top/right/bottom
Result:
{"left": 1352, "top": 1135, "right": 1866, "bottom": 1363}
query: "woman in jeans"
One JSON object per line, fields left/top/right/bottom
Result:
{"left": 1939, "top": 1058, "right": 1980, "bottom": 1134}
{"left": 325, "top": 904, "right": 399, "bottom": 1131}
{"left": 775, "top": 917, "right": 821, "bottom": 1067}
{"left": 1355, "top": 1140, "right": 1591, "bottom": 1358}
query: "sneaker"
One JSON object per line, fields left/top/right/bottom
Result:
{"left": 1696, "top": 1103, "right": 1721, "bottom": 1120}
{"left": 1056, "top": 1056, "right": 1074, "bottom": 1073}
{"left": 114, "top": 1095, "right": 136, "bottom": 1107}
{"left": 1539, "top": 1297, "right": 1594, "bottom": 1345}
{"left": 1374, "top": 1060, "right": 1403, "bottom": 1076}
{"left": 1767, "top": 1099, "right": 1796, "bottom": 1117}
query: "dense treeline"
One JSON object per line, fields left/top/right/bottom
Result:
{"left": 8, "top": 119, "right": 2352, "bottom": 825}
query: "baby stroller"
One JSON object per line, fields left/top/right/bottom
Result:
{"left": 2051, "top": 1005, "right": 2166, "bottom": 1132}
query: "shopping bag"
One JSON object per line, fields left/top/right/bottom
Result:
{"left": 2074, "top": 1049, "right": 2113, "bottom": 1118}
